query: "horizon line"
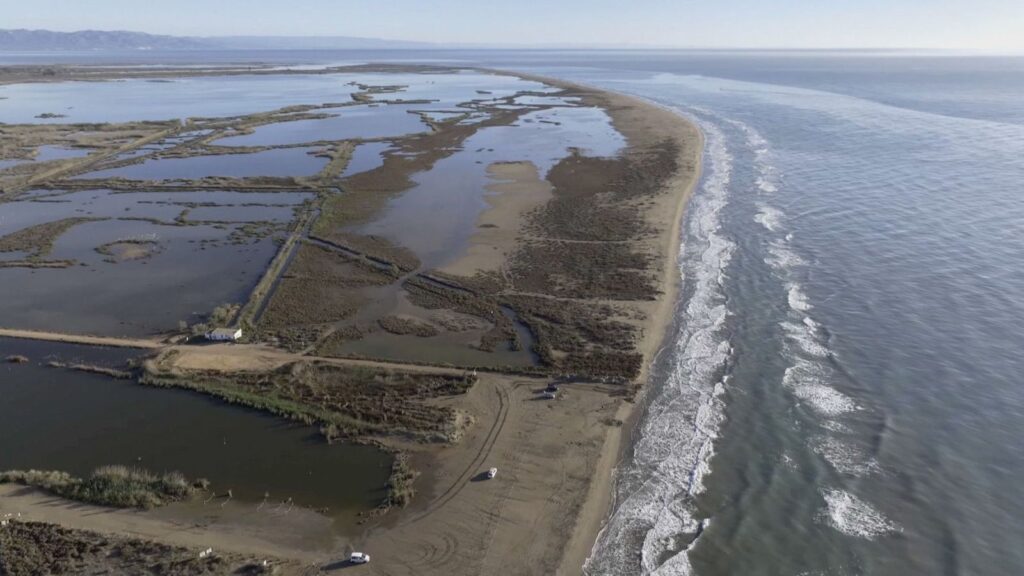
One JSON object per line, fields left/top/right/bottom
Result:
{"left": 2, "top": 28, "right": 1022, "bottom": 53}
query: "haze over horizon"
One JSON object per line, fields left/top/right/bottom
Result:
{"left": 5, "top": 0, "right": 1023, "bottom": 51}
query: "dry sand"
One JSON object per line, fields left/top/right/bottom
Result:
{"left": 440, "top": 161, "right": 553, "bottom": 277}
{"left": 0, "top": 484, "right": 335, "bottom": 565}
{"left": 351, "top": 374, "right": 624, "bottom": 576}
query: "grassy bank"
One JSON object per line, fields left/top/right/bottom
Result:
{"left": 0, "top": 465, "right": 204, "bottom": 509}
{"left": 143, "top": 357, "right": 475, "bottom": 444}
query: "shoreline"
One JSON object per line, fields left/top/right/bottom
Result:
{"left": 553, "top": 89, "right": 705, "bottom": 574}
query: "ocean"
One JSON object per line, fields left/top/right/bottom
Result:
{"left": 4, "top": 49, "right": 1022, "bottom": 575}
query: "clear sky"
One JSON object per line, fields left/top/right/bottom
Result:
{"left": 5, "top": 0, "right": 1023, "bottom": 50}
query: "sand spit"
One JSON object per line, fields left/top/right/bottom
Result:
{"left": 0, "top": 65, "right": 701, "bottom": 575}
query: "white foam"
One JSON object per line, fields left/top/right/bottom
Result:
{"left": 782, "top": 359, "right": 858, "bottom": 417}
{"left": 756, "top": 174, "right": 779, "bottom": 194}
{"left": 754, "top": 204, "right": 785, "bottom": 232}
{"left": 813, "top": 436, "right": 880, "bottom": 477}
{"left": 820, "top": 489, "right": 900, "bottom": 539}
{"left": 781, "top": 320, "right": 830, "bottom": 358}
{"left": 727, "top": 118, "right": 780, "bottom": 196}
{"left": 787, "top": 283, "right": 813, "bottom": 312}
{"left": 765, "top": 241, "right": 806, "bottom": 270}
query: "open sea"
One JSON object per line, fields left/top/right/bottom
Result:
{"left": 4, "top": 49, "right": 1022, "bottom": 575}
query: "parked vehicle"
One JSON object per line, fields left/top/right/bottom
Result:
{"left": 349, "top": 552, "right": 371, "bottom": 564}
{"left": 542, "top": 391, "right": 557, "bottom": 400}
{"left": 487, "top": 467, "right": 498, "bottom": 479}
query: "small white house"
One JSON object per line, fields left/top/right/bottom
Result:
{"left": 206, "top": 327, "right": 243, "bottom": 342}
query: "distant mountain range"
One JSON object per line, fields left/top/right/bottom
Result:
{"left": 0, "top": 29, "right": 434, "bottom": 51}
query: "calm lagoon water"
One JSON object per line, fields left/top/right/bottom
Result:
{"left": 0, "top": 338, "right": 391, "bottom": 515}
{"left": 0, "top": 188, "right": 311, "bottom": 336}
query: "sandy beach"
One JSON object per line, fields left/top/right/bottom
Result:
{"left": 547, "top": 83, "right": 704, "bottom": 574}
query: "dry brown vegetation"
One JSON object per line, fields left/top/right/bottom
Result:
{"left": 402, "top": 276, "right": 518, "bottom": 353}
{"left": 0, "top": 521, "right": 272, "bottom": 576}
{"left": 377, "top": 315, "right": 439, "bottom": 338}
{"left": 95, "top": 238, "right": 162, "bottom": 263}
{"left": 142, "top": 358, "right": 475, "bottom": 444}
{"left": 257, "top": 243, "right": 397, "bottom": 350}
{"left": 0, "top": 217, "right": 103, "bottom": 259}
{"left": 485, "top": 139, "right": 683, "bottom": 380}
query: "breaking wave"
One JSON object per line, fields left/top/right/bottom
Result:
{"left": 821, "top": 489, "right": 901, "bottom": 539}
{"left": 734, "top": 121, "right": 890, "bottom": 541}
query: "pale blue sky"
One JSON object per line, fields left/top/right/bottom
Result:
{"left": 6, "top": 0, "right": 1023, "bottom": 49}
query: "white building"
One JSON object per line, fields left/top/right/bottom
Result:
{"left": 206, "top": 327, "right": 243, "bottom": 342}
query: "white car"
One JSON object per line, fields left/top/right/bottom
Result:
{"left": 487, "top": 467, "right": 498, "bottom": 479}
{"left": 349, "top": 552, "right": 371, "bottom": 564}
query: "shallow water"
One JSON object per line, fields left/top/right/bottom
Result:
{"left": 1, "top": 219, "right": 278, "bottom": 336}
{"left": 77, "top": 146, "right": 328, "bottom": 180}
{"left": 0, "top": 69, "right": 557, "bottom": 124}
{"left": 0, "top": 338, "right": 391, "bottom": 515}
{"left": 0, "top": 75, "right": 362, "bottom": 123}
{"left": 214, "top": 104, "right": 429, "bottom": 146}
{"left": 0, "top": 158, "right": 25, "bottom": 171}
{"left": 34, "top": 145, "right": 92, "bottom": 162}
{"left": 356, "top": 104, "right": 625, "bottom": 269}
{"left": 0, "top": 188, "right": 310, "bottom": 336}
{"left": 341, "top": 141, "right": 393, "bottom": 177}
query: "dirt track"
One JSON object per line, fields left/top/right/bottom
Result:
{"left": 0, "top": 328, "right": 163, "bottom": 349}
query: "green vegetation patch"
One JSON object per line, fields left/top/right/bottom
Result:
{"left": 0, "top": 465, "right": 203, "bottom": 509}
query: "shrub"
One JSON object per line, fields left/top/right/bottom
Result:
{"left": 0, "top": 465, "right": 201, "bottom": 509}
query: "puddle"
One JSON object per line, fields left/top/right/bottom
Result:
{"left": 0, "top": 338, "right": 391, "bottom": 516}
{"left": 332, "top": 288, "right": 536, "bottom": 367}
